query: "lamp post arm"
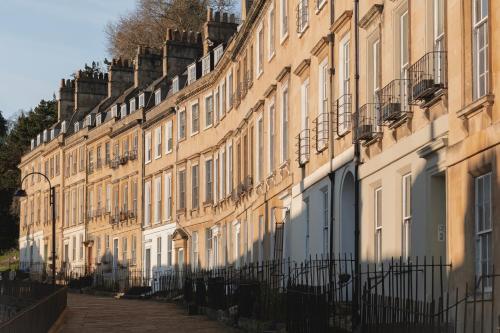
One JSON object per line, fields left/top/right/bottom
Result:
{"left": 20, "top": 172, "right": 52, "bottom": 191}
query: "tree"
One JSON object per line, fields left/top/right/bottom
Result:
{"left": 106, "top": 0, "right": 237, "bottom": 59}
{"left": 0, "top": 100, "right": 57, "bottom": 251}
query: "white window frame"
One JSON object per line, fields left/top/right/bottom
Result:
{"left": 178, "top": 169, "right": 186, "bottom": 210}
{"left": 129, "top": 98, "right": 136, "bottom": 113}
{"left": 120, "top": 104, "right": 127, "bottom": 118}
{"left": 473, "top": 0, "right": 489, "bottom": 100}
{"left": 318, "top": 59, "right": 328, "bottom": 150}
{"left": 227, "top": 70, "right": 233, "bottom": 111}
{"left": 155, "top": 126, "right": 162, "bottom": 159}
{"left": 191, "top": 101, "right": 200, "bottom": 135}
{"left": 402, "top": 174, "right": 412, "bottom": 259}
{"left": 297, "top": 0, "right": 309, "bottom": 34}
{"left": 268, "top": 99, "right": 276, "bottom": 172}
{"left": 300, "top": 78, "right": 309, "bottom": 164}
{"left": 205, "top": 158, "right": 213, "bottom": 203}
{"left": 138, "top": 93, "right": 145, "bottom": 108}
{"left": 192, "top": 164, "right": 199, "bottom": 210}
{"left": 475, "top": 172, "right": 492, "bottom": 290}
{"left": 280, "top": 0, "right": 289, "bottom": 42}
{"left": 164, "top": 173, "right": 172, "bottom": 221}
{"left": 256, "top": 23, "right": 264, "bottom": 78}
{"left": 280, "top": 82, "right": 289, "bottom": 163}
{"left": 256, "top": 115, "right": 264, "bottom": 182}
{"left": 205, "top": 94, "right": 214, "bottom": 129}
{"left": 375, "top": 187, "right": 382, "bottom": 264}
{"left": 268, "top": 2, "right": 276, "bottom": 60}
{"left": 338, "top": 35, "right": 350, "bottom": 135}
{"left": 145, "top": 131, "right": 152, "bottom": 164}
{"left": 214, "top": 44, "right": 224, "bottom": 66}
{"left": 165, "top": 120, "right": 173, "bottom": 154}
{"left": 202, "top": 55, "right": 211, "bottom": 76}
{"left": 192, "top": 231, "right": 199, "bottom": 270}
{"left": 322, "top": 188, "right": 329, "bottom": 256}
{"left": 155, "top": 89, "right": 161, "bottom": 106}
{"left": 154, "top": 176, "right": 162, "bottom": 224}
{"left": 188, "top": 63, "right": 197, "bottom": 84}
{"left": 172, "top": 76, "right": 179, "bottom": 93}
{"left": 227, "top": 142, "right": 233, "bottom": 194}
{"left": 178, "top": 109, "right": 186, "bottom": 140}
{"left": 144, "top": 180, "right": 151, "bottom": 226}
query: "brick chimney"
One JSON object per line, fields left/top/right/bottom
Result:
{"left": 108, "top": 58, "right": 134, "bottom": 97}
{"left": 58, "top": 79, "right": 75, "bottom": 122}
{"left": 74, "top": 71, "right": 108, "bottom": 114}
{"left": 134, "top": 46, "right": 163, "bottom": 89}
{"left": 163, "top": 29, "right": 203, "bottom": 78}
{"left": 203, "top": 8, "right": 239, "bottom": 55}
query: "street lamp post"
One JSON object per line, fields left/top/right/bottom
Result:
{"left": 15, "top": 172, "right": 56, "bottom": 285}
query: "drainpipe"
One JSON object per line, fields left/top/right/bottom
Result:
{"left": 328, "top": 0, "right": 336, "bottom": 285}
{"left": 353, "top": 0, "right": 361, "bottom": 327}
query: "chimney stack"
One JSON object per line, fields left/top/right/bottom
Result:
{"left": 134, "top": 46, "right": 163, "bottom": 88}
{"left": 108, "top": 58, "right": 134, "bottom": 97}
{"left": 58, "top": 79, "right": 75, "bottom": 122}
{"left": 203, "top": 7, "right": 239, "bottom": 55}
{"left": 241, "top": 0, "right": 253, "bottom": 21}
{"left": 163, "top": 29, "right": 203, "bottom": 78}
{"left": 74, "top": 70, "right": 108, "bottom": 114}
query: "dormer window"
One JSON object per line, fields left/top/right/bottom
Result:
{"left": 172, "top": 77, "right": 179, "bottom": 93}
{"left": 202, "top": 55, "right": 211, "bottom": 76}
{"left": 188, "top": 63, "right": 197, "bottom": 84}
{"left": 50, "top": 128, "right": 55, "bottom": 140}
{"left": 139, "top": 93, "right": 145, "bottom": 108}
{"left": 214, "top": 44, "right": 224, "bottom": 65}
{"left": 43, "top": 129, "right": 48, "bottom": 142}
{"left": 36, "top": 134, "right": 41, "bottom": 146}
{"left": 85, "top": 114, "right": 94, "bottom": 127}
{"left": 120, "top": 104, "right": 127, "bottom": 118}
{"left": 129, "top": 98, "right": 136, "bottom": 113}
{"left": 31, "top": 139, "right": 35, "bottom": 150}
{"left": 111, "top": 105, "right": 118, "bottom": 118}
{"left": 96, "top": 113, "right": 102, "bottom": 126}
{"left": 74, "top": 122, "right": 80, "bottom": 132}
{"left": 155, "top": 89, "right": 161, "bottom": 106}
{"left": 61, "top": 120, "right": 67, "bottom": 133}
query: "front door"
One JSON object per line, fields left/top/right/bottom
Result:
{"left": 145, "top": 248, "right": 151, "bottom": 285}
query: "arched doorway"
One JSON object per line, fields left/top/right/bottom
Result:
{"left": 340, "top": 172, "right": 355, "bottom": 256}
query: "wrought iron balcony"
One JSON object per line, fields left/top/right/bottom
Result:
{"left": 335, "top": 94, "right": 352, "bottom": 135}
{"left": 378, "top": 79, "right": 411, "bottom": 124}
{"left": 296, "top": 0, "right": 309, "bottom": 33}
{"left": 296, "top": 129, "right": 310, "bottom": 167}
{"left": 128, "top": 150, "right": 138, "bottom": 161}
{"left": 313, "top": 111, "right": 329, "bottom": 152}
{"left": 353, "top": 103, "right": 381, "bottom": 142}
{"left": 408, "top": 51, "right": 447, "bottom": 103}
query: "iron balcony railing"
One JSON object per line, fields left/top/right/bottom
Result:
{"left": 296, "top": 129, "right": 310, "bottom": 167}
{"left": 335, "top": 94, "right": 352, "bottom": 135}
{"left": 313, "top": 111, "right": 329, "bottom": 152}
{"left": 408, "top": 51, "right": 447, "bottom": 103}
{"left": 353, "top": 103, "right": 381, "bottom": 142}
{"left": 378, "top": 79, "right": 411, "bottom": 124}
{"left": 128, "top": 149, "right": 138, "bottom": 161}
{"left": 296, "top": 0, "right": 309, "bottom": 33}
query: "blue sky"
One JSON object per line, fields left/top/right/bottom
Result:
{"left": 0, "top": 0, "right": 137, "bottom": 119}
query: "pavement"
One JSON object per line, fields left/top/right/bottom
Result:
{"left": 50, "top": 293, "right": 238, "bottom": 332}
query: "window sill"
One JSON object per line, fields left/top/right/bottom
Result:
{"left": 336, "top": 129, "right": 351, "bottom": 139}
{"left": 154, "top": 155, "right": 161, "bottom": 160}
{"left": 298, "top": 24, "right": 309, "bottom": 38}
{"left": 457, "top": 94, "right": 494, "bottom": 119}
{"left": 280, "top": 32, "right": 289, "bottom": 45}
{"left": 204, "top": 124, "right": 213, "bottom": 130}
{"left": 190, "top": 131, "right": 199, "bottom": 137}
{"left": 256, "top": 70, "right": 263, "bottom": 80}
{"left": 362, "top": 133, "right": 383, "bottom": 147}
{"left": 268, "top": 51, "right": 276, "bottom": 62}
{"left": 315, "top": 1, "right": 327, "bottom": 14}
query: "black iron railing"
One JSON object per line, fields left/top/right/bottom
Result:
{"left": 354, "top": 103, "right": 380, "bottom": 141}
{"left": 408, "top": 51, "right": 447, "bottom": 103}
{"left": 296, "top": 129, "right": 310, "bottom": 167}
{"left": 313, "top": 111, "right": 329, "bottom": 151}
{"left": 336, "top": 94, "right": 352, "bottom": 135}
{"left": 378, "top": 79, "right": 411, "bottom": 124}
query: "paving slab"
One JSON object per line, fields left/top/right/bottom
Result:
{"left": 52, "top": 293, "right": 238, "bottom": 332}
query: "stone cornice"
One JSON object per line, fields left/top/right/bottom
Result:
{"left": 293, "top": 58, "right": 311, "bottom": 76}
{"left": 359, "top": 4, "right": 384, "bottom": 30}
{"left": 331, "top": 10, "right": 353, "bottom": 34}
